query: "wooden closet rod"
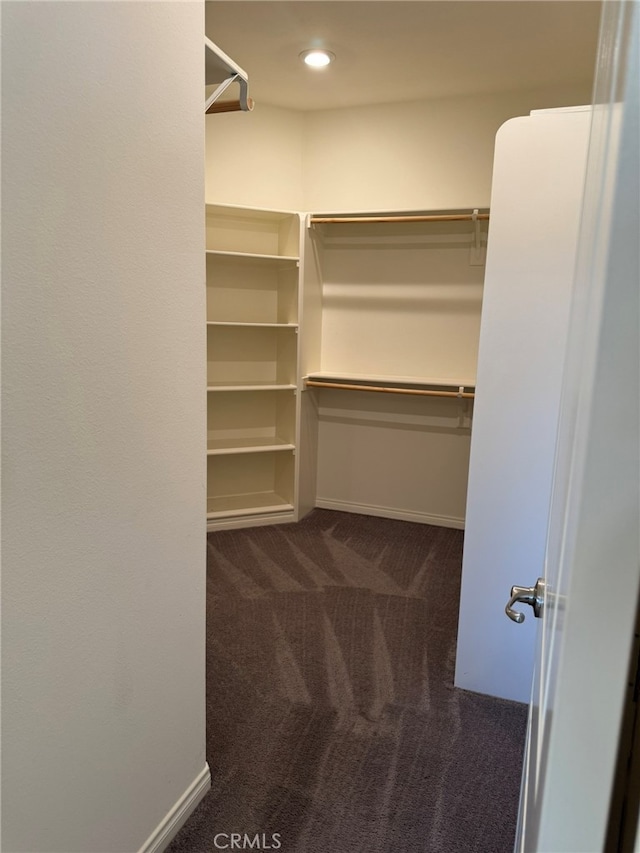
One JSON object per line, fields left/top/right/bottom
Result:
{"left": 306, "top": 380, "right": 475, "bottom": 399}
{"left": 206, "top": 97, "right": 255, "bottom": 114}
{"left": 309, "top": 213, "right": 490, "bottom": 225}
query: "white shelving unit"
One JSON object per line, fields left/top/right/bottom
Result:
{"left": 204, "top": 205, "right": 487, "bottom": 531}
{"left": 302, "top": 209, "right": 487, "bottom": 528}
{"left": 205, "top": 204, "right": 302, "bottom": 529}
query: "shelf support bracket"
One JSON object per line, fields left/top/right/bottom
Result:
{"left": 469, "top": 208, "right": 486, "bottom": 266}
{"left": 205, "top": 74, "right": 253, "bottom": 114}
{"left": 205, "top": 36, "right": 253, "bottom": 114}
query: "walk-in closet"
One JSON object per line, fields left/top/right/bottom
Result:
{"left": 186, "top": 3, "right": 608, "bottom": 853}
{"left": 5, "top": 3, "right": 638, "bottom": 853}
{"left": 205, "top": 204, "right": 487, "bottom": 532}
{"left": 179, "top": 3, "right": 636, "bottom": 853}
{"left": 173, "top": 2, "right": 615, "bottom": 851}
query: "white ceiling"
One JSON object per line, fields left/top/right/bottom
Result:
{"left": 205, "top": 1, "right": 601, "bottom": 111}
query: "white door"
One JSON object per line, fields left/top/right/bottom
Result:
{"left": 515, "top": 2, "right": 639, "bottom": 850}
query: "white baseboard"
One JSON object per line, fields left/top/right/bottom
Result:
{"left": 138, "top": 764, "right": 211, "bottom": 853}
{"left": 315, "top": 498, "right": 465, "bottom": 530}
{"left": 207, "top": 510, "right": 296, "bottom": 532}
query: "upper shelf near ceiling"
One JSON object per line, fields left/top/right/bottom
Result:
{"left": 205, "top": 36, "right": 253, "bottom": 114}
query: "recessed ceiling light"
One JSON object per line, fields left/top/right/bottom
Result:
{"left": 300, "top": 49, "right": 335, "bottom": 68}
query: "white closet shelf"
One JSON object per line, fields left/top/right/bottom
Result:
{"left": 305, "top": 373, "right": 475, "bottom": 398}
{"left": 308, "top": 208, "right": 490, "bottom": 225}
{"left": 206, "top": 202, "right": 298, "bottom": 218}
{"left": 306, "top": 372, "right": 476, "bottom": 387}
{"left": 206, "top": 250, "right": 300, "bottom": 263}
{"left": 207, "top": 321, "right": 298, "bottom": 329}
{"left": 205, "top": 36, "right": 247, "bottom": 85}
{"left": 207, "top": 438, "right": 296, "bottom": 455}
{"left": 207, "top": 383, "right": 297, "bottom": 392}
{"left": 207, "top": 493, "right": 294, "bottom": 518}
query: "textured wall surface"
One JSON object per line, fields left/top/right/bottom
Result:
{"left": 1, "top": 3, "right": 207, "bottom": 850}
{"left": 206, "top": 104, "right": 305, "bottom": 210}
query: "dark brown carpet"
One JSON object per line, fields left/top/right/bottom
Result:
{"left": 168, "top": 509, "right": 527, "bottom": 853}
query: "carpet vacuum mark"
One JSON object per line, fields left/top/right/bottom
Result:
{"left": 168, "top": 510, "right": 527, "bottom": 853}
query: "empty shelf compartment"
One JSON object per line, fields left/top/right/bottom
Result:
{"left": 207, "top": 390, "right": 296, "bottom": 453}
{"left": 207, "top": 451, "right": 295, "bottom": 518}
{"left": 206, "top": 253, "right": 298, "bottom": 324}
{"left": 207, "top": 324, "right": 297, "bottom": 387}
{"left": 206, "top": 205, "right": 300, "bottom": 257}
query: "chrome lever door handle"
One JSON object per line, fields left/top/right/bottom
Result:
{"left": 505, "top": 578, "right": 545, "bottom": 623}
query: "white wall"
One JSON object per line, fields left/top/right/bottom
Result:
{"left": 302, "top": 83, "right": 592, "bottom": 211}
{"left": 316, "top": 390, "right": 472, "bottom": 527}
{"left": 1, "top": 3, "right": 208, "bottom": 851}
{"left": 317, "top": 221, "right": 484, "bottom": 381}
{"left": 205, "top": 103, "right": 304, "bottom": 210}
{"left": 205, "top": 82, "right": 592, "bottom": 213}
